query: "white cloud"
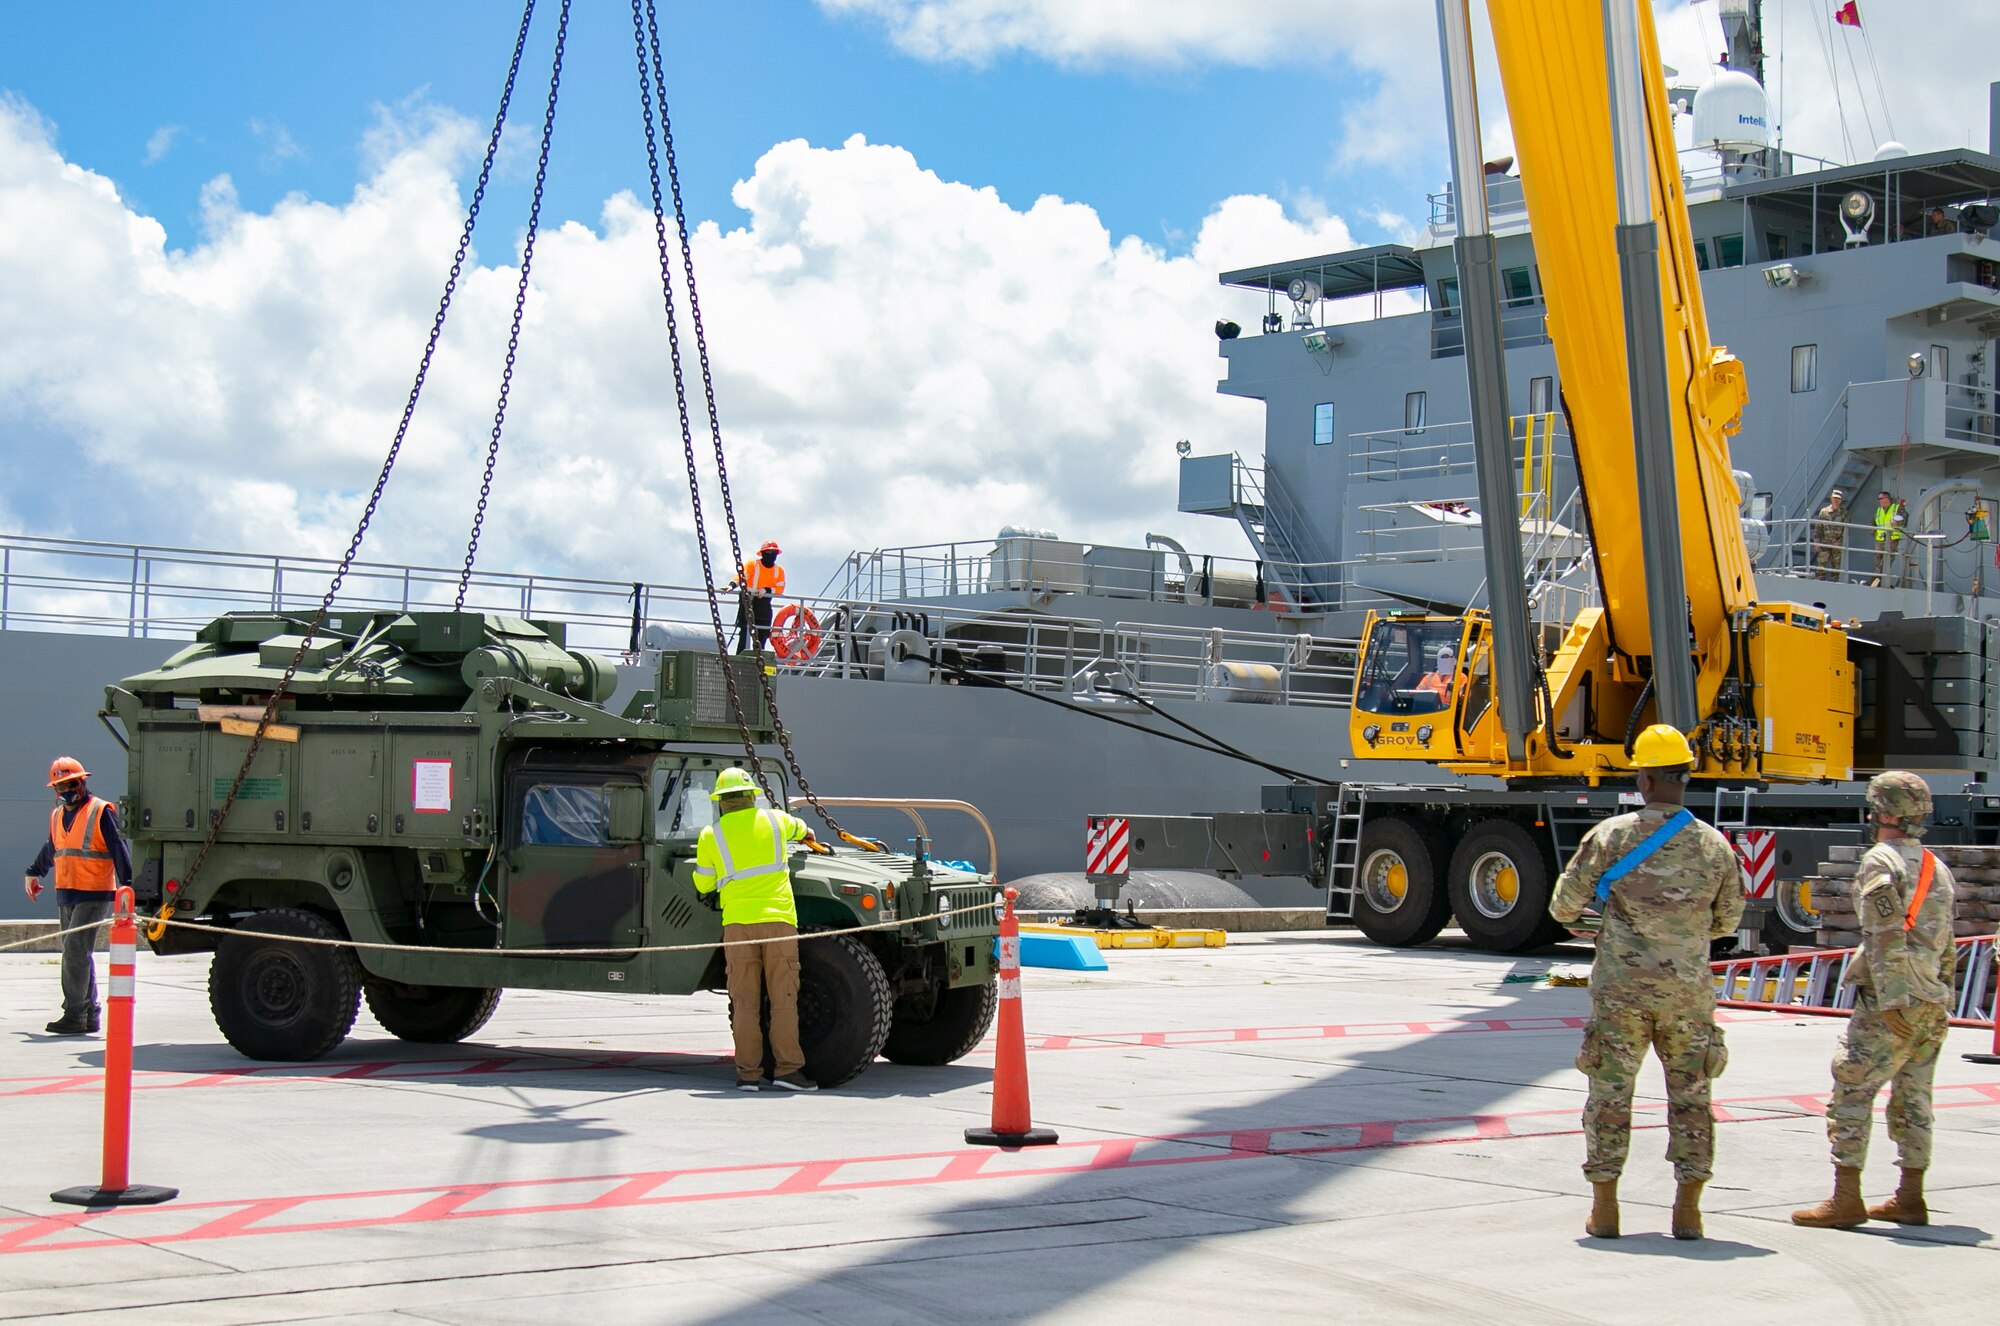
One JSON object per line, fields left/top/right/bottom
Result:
{"left": 821, "top": 1, "right": 2000, "bottom": 177}
{"left": 249, "top": 116, "right": 305, "bottom": 170}
{"left": 143, "top": 124, "right": 183, "bottom": 165}
{"left": 0, "top": 103, "right": 1367, "bottom": 598}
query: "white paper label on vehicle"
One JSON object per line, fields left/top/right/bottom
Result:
{"left": 412, "top": 759, "right": 454, "bottom": 813}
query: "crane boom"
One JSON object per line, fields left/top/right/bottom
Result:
{"left": 1347, "top": 0, "right": 1855, "bottom": 783}
{"left": 1489, "top": 0, "right": 1755, "bottom": 661}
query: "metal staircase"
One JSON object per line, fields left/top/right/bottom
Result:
{"left": 1225, "top": 455, "right": 1334, "bottom": 609}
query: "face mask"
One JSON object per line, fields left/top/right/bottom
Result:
{"left": 58, "top": 784, "right": 87, "bottom": 806}
{"left": 761, "top": 552, "right": 777, "bottom": 566}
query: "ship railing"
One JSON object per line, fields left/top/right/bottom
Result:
{"left": 1348, "top": 414, "right": 1573, "bottom": 497}
{"left": 0, "top": 531, "right": 1370, "bottom": 710}
{"left": 1754, "top": 514, "right": 1988, "bottom": 599}
{"left": 0, "top": 533, "right": 679, "bottom": 652}
{"left": 822, "top": 534, "right": 1345, "bottom": 611}
{"left": 1106, "top": 622, "right": 1357, "bottom": 708}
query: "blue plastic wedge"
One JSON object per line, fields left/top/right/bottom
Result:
{"left": 1016, "top": 932, "right": 1109, "bottom": 971}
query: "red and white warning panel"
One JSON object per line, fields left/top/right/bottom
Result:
{"left": 1085, "top": 815, "right": 1130, "bottom": 878}
{"left": 1731, "top": 829, "right": 1776, "bottom": 900}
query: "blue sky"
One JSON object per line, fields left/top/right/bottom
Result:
{"left": 1, "top": 1, "right": 1991, "bottom": 586}
{"left": 2, "top": 1, "right": 1416, "bottom": 258}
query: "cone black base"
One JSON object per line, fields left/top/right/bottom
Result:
{"left": 51, "top": 1184, "right": 179, "bottom": 1207}
{"left": 965, "top": 1126, "right": 1059, "bottom": 1148}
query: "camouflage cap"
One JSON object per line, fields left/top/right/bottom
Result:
{"left": 1866, "top": 770, "right": 1932, "bottom": 830}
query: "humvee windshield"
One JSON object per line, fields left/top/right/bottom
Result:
{"left": 651, "top": 758, "right": 790, "bottom": 843}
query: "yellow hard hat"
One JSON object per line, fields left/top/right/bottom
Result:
{"left": 1630, "top": 724, "right": 1695, "bottom": 768}
{"left": 709, "top": 767, "right": 760, "bottom": 801}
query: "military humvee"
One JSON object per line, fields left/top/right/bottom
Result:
{"left": 103, "top": 611, "right": 999, "bottom": 1086}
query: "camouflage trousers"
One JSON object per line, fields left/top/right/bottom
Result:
{"left": 1811, "top": 545, "right": 1841, "bottom": 581}
{"left": 1576, "top": 994, "right": 1726, "bottom": 1182}
{"left": 1827, "top": 988, "right": 1948, "bottom": 1169}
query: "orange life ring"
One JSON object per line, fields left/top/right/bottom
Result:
{"left": 770, "top": 604, "right": 822, "bottom": 662}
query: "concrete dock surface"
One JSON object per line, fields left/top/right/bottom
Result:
{"left": 2, "top": 933, "right": 1996, "bottom": 1323}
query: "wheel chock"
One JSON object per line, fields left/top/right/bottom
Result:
{"left": 1016, "top": 931, "right": 1110, "bottom": 971}
{"left": 1021, "top": 924, "right": 1227, "bottom": 951}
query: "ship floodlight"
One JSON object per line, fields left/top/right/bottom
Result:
{"left": 1840, "top": 190, "right": 1875, "bottom": 248}
{"left": 1175, "top": 439, "right": 1193, "bottom": 457}
{"left": 1302, "top": 330, "right": 1331, "bottom": 353}
{"left": 1762, "top": 262, "right": 1805, "bottom": 289}
{"left": 1908, "top": 352, "right": 1928, "bottom": 378}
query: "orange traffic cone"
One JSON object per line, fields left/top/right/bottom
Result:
{"left": 965, "top": 887, "right": 1058, "bottom": 1148}
{"left": 52, "top": 887, "right": 178, "bottom": 1207}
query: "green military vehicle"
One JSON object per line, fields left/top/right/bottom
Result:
{"left": 102, "top": 611, "right": 1000, "bottom": 1086}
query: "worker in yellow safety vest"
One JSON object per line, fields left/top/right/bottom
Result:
{"left": 692, "top": 767, "right": 820, "bottom": 1091}
{"left": 23, "top": 757, "right": 133, "bottom": 1035}
{"left": 1872, "top": 492, "right": 1906, "bottom": 585}
{"left": 729, "top": 541, "right": 786, "bottom": 653}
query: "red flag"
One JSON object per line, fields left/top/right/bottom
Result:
{"left": 1834, "top": 1, "right": 1861, "bottom": 27}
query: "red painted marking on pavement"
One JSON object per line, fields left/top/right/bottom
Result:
{"left": 3, "top": 1082, "right": 1997, "bottom": 1254}
{"left": 17, "top": 1012, "right": 1796, "bottom": 1102}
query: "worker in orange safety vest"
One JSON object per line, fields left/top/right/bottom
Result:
{"left": 23, "top": 757, "right": 132, "bottom": 1035}
{"left": 730, "top": 540, "right": 786, "bottom": 653}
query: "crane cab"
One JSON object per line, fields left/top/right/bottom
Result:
{"left": 1349, "top": 610, "right": 1494, "bottom": 762}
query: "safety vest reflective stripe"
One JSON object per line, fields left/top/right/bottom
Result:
{"left": 711, "top": 810, "right": 789, "bottom": 888}
{"left": 742, "top": 560, "right": 785, "bottom": 593}
{"left": 50, "top": 799, "right": 116, "bottom": 890}
{"left": 1874, "top": 507, "right": 1902, "bottom": 542}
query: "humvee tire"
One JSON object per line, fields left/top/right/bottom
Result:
{"left": 882, "top": 980, "right": 997, "bottom": 1066}
{"left": 210, "top": 908, "right": 363, "bottom": 1061}
{"left": 732, "top": 930, "right": 894, "bottom": 1087}
{"left": 365, "top": 982, "right": 502, "bottom": 1044}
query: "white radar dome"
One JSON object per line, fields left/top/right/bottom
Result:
{"left": 1872, "top": 140, "right": 1911, "bottom": 161}
{"left": 1691, "top": 70, "right": 1770, "bottom": 153}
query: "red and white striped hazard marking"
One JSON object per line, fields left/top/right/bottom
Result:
{"left": 1085, "top": 815, "right": 1130, "bottom": 877}
{"left": 5, "top": 1081, "right": 1995, "bottom": 1253}
{"left": 1732, "top": 829, "right": 1778, "bottom": 899}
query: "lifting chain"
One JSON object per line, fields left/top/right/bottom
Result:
{"left": 163, "top": 0, "right": 551, "bottom": 924}
{"left": 456, "top": 0, "right": 572, "bottom": 609}
{"left": 632, "top": 0, "right": 860, "bottom": 844}
{"left": 628, "top": 0, "right": 862, "bottom": 844}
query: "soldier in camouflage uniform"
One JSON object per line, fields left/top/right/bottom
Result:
{"left": 1793, "top": 771, "right": 1958, "bottom": 1229}
{"left": 1550, "top": 724, "right": 1746, "bottom": 1241}
{"left": 1811, "top": 488, "right": 1846, "bottom": 581}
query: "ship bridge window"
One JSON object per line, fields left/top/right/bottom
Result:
{"left": 1766, "top": 231, "right": 1789, "bottom": 261}
{"left": 1528, "top": 376, "right": 1554, "bottom": 414}
{"left": 1694, "top": 239, "right": 1711, "bottom": 271}
{"left": 1436, "top": 277, "right": 1459, "bottom": 315}
{"left": 1314, "top": 402, "right": 1336, "bottom": 446}
{"left": 1404, "top": 392, "right": 1427, "bottom": 434}
{"left": 1791, "top": 344, "right": 1818, "bottom": 394}
{"left": 1502, "top": 266, "right": 1535, "bottom": 307}
{"left": 1716, "top": 233, "right": 1745, "bottom": 268}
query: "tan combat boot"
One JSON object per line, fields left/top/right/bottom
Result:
{"left": 1791, "top": 1165, "right": 1867, "bottom": 1228}
{"left": 1585, "top": 1179, "right": 1619, "bottom": 1238}
{"left": 1671, "top": 1180, "right": 1705, "bottom": 1240}
{"left": 1866, "top": 1168, "right": 1928, "bottom": 1225}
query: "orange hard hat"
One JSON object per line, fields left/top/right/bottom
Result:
{"left": 760, "top": 540, "right": 780, "bottom": 554}
{"left": 48, "top": 756, "right": 90, "bottom": 786}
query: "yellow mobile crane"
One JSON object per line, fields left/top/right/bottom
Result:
{"left": 1349, "top": 0, "right": 1854, "bottom": 783}
{"left": 1091, "top": 0, "right": 1999, "bottom": 955}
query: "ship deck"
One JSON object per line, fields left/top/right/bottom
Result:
{"left": 3, "top": 934, "right": 1997, "bottom": 1322}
